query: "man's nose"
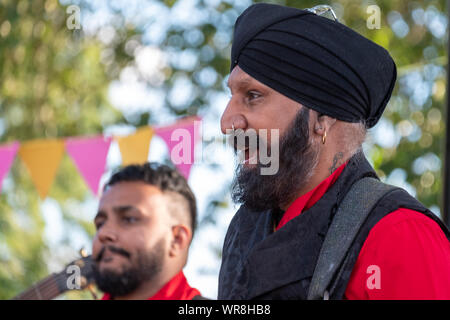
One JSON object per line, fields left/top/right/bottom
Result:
{"left": 220, "top": 99, "right": 248, "bottom": 134}
{"left": 97, "top": 224, "right": 118, "bottom": 244}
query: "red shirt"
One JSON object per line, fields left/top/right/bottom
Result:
{"left": 101, "top": 271, "right": 201, "bottom": 300}
{"left": 277, "top": 163, "right": 450, "bottom": 299}
{"left": 276, "top": 162, "right": 347, "bottom": 231}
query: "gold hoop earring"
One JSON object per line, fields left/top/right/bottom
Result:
{"left": 322, "top": 131, "right": 327, "bottom": 144}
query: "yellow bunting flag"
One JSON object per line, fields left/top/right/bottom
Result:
{"left": 116, "top": 126, "right": 154, "bottom": 166}
{"left": 18, "top": 139, "right": 65, "bottom": 199}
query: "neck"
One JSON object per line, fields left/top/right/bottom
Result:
{"left": 112, "top": 266, "right": 180, "bottom": 300}
{"left": 280, "top": 150, "right": 351, "bottom": 211}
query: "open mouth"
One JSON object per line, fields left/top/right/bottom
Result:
{"left": 240, "top": 147, "right": 258, "bottom": 165}
{"left": 229, "top": 129, "right": 260, "bottom": 165}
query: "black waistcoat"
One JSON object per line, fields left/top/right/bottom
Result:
{"left": 217, "top": 151, "right": 450, "bottom": 300}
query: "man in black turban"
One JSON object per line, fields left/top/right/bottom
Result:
{"left": 218, "top": 3, "right": 450, "bottom": 300}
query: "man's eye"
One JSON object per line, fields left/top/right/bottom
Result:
{"left": 247, "top": 91, "right": 262, "bottom": 101}
{"left": 95, "top": 221, "right": 104, "bottom": 229}
{"left": 123, "top": 217, "right": 138, "bottom": 223}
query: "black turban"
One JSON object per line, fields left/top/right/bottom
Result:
{"left": 230, "top": 3, "right": 397, "bottom": 128}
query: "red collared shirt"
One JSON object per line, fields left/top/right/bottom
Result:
{"left": 277, "top": 163, "right": 450, "bottom": 299}
{"left": 101, "top": 271, "right": 201, "bottom": 300}
{"left": 276, "top": 162, "right": 347, "bottom": 231}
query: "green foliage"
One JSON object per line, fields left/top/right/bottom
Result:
{"left": 0, "top": 0, "right": 133, "bottom": 299}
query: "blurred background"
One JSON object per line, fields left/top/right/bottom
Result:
{"left": 0, "top": 0, "right": 448, "bottom": 299}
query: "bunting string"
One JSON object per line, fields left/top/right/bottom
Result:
{"left": 0, "top": 116, "right": 201, "bottom": 199}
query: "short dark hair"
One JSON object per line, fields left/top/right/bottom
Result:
{"left": 104, "top": 162, "right": 197, "bottom": 236}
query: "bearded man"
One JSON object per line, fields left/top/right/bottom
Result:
{"left": 218, "top": 3, "right": 450, "bottom": 300}
{"left": 92, "top": 163, "right": 202, "bottom": 300}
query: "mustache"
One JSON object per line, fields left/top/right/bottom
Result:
{"left": 95, "top": 245, "right": 131, "bottom": 262}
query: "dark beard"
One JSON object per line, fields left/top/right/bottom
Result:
{"left": 92, "top": 238, "right": 165, "bottom": 298}
{"left": 231, "top": 107, "right": 319, "bottom": 212}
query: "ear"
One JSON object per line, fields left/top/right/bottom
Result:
{"left": 312, "top": 112, "right": 337, "bottom": 140}
{"left": 168, "top": 224, "right": 192, "bottom": 258}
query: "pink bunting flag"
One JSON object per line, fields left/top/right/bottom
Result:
{"left": 0, "top": 142, "right": 19, "bottom": 192}
{"left": 155, "top": 117, "right": 202, "bottom": 180}
{"left": 65, "top": 136, "right": 112, "bottom": 196}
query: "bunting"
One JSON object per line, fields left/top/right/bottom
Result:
{"left": 154, "top": 116, "right": 201, "bottom": 179}
{"left": 18, "top": 139, "right": 65, "bottom": 199}
{"left": 65, "top": 136, "right": 112, "bottom": 196}
{"left": 116, "top": 126, "right": 154, "bottom": 166}
{"left": 0, "top": 141, "right": 19, "bottom": 192}
{"left": 0, "top": 117, "right": 201, "bottom": 199}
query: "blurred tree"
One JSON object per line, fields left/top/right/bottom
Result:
{"left": 0, "top": 0, "right": 447, "bottom": 299}
{"left": 0, "top": 0, "right": 137, "bottom": 299}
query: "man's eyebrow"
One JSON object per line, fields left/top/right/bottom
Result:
{"left": 94, "top": 206, "right": 138, "bottom": 220}
{"left": 228, "top": 76, "right": 253, "bottom": 90}
{"left": 94, "top": 210, "right": 106, "bottom": 221}
{"left": 112, "top": 205, "right": 139, "bottom": 215}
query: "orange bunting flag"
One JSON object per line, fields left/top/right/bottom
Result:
{"left": 116, "top": 126, "right": 154, "bottom": 166}
{"left": 18, "top": 139, "right": 65, "bottom": 199}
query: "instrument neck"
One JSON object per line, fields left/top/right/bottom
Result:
{"left": 13, "top": 273, "right": 62, "bottom": 300}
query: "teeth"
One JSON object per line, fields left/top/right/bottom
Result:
{"left": 237, "top": 148, "right": 258, "bottom": 165}
{"left": 234, "top": 145, "right": 248, "bottom": 151}
{"left": 236, "top": 149, "right": 247, "bottom": 162}
{"left": 244, "top": 153, "right": 258, "bottom": 165}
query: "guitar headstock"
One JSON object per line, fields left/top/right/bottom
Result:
{"left": 13, "top": 248, "right": 97, "bottom": 300}
{"left": 54, "top": 248, "right": 96, "bottom": 294}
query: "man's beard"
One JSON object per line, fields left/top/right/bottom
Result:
{"left": 231, "top": 107, "right": 319, "bottom": 212}
{"left": 92, "top": 238, "right": 165, "bottom": 298}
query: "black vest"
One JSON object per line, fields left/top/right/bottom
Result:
{"left": 217, "top": 151, "right": 450, "bottom": 300}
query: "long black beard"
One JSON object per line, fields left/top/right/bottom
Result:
{"left": 92, "top": 238, "right": 165, "bottom": 298}
{"left": 231, "top": 107, "right": 319, "bottom": 212}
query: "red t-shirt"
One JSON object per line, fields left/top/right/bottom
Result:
{"left": 276, "top": 163, "right": 450, "bottom": 299}
{"left": 101, "top": 271, "right": 201, "bottom": 300}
